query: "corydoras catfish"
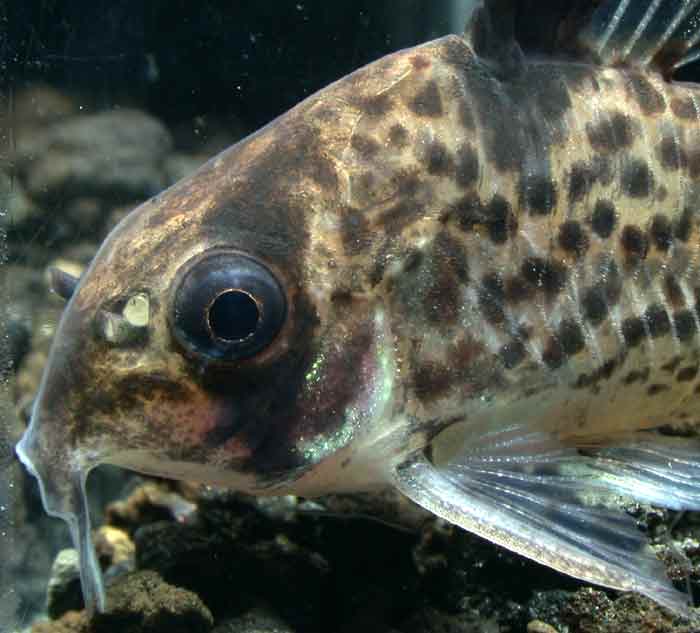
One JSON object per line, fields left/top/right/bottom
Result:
{"left": 16, "top": 0, "right": 700, "bottom": 617}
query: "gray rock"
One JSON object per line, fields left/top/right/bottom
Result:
{"left": 46, "top": 549, "right": 82, "bottom": 619}
{"left": 211, "top": 608, "right": 295, "bottom": 633}
{"left": 8, "top": 83, "right": 80, "bottom": 133}
{"left": 17, "top": 109, "right": 173, "bottom": 201}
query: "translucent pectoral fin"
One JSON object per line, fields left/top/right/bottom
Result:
{"left": 393, "top": 428, "right": 700, "bottom": 617}
{"left": 15, "top": 435, "right": 105, "bottom": 613}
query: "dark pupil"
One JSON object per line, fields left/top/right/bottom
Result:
{"left": 208, "top": 290, "right": 260, "bottom": 342}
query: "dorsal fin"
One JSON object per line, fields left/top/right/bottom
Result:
{"left": 465, "top": 0, "right": 700, "bottom": 77}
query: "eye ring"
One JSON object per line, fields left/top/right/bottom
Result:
{"left": 170, "top": 250, "right": 287, "bottom": 362}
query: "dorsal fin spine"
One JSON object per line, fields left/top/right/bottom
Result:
{"left": 625, "top": 0, "right": 665, "bottom": 61}
{"left": 595, "top": 0, "right": 633, "bottom": 55}
{"left": 467, "top": 0, "right": 700, "bottom": 75}
{"left": 636, "top": 1, "right": 700, "bottom": 68}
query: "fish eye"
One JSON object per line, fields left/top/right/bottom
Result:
{"left": 171, "top": 251, "right": 286, "bottom": 362}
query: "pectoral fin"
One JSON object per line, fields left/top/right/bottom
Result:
{"left": 393, "top": 426, "right": 700, "bottom": 617}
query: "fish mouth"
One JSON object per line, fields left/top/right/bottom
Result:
{"left": 15, "top": 433, "right": 37, "bottom": 480}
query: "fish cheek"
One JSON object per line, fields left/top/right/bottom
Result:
{"left": 201, "top": 296, "right": 390, "bottom": 484}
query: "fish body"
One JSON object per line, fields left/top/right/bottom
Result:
{"left": 15, "top": 0, "right": 700, "bottom": 617}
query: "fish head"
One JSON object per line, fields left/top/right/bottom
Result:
{"left": 14, "top": 42, "right": 447, "bottom": 506}
{"left": 15, "top": 36, "right": 474, "bottom": 611}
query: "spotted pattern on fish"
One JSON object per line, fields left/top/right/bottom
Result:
{"left": 299, "top": 34, "right": 700, "bottom": 438}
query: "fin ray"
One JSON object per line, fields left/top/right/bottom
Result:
{"left": 466, "top": 0, "right": 700, "bottom": 74}
{"left": 394, "top": 424, "right": 700, "bottom": 616}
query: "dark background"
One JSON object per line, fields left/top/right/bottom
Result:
{"left": 0, "top": 1, "right": 460, "bottom": 134}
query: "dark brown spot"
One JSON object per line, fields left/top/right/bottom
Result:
{"left": 361, "top": 93, "right": 391, "bottom": 117}
{"left": 621, "top": 159, "right": 654, "bottom": 198}
{"left": 662, "top": 356, "right": 682, "bottom": 372}
{"left": 521, "top": 257, "right": 567, "bottom": 297}
{"left": 455, "top": 143, "right": 479, "bottom": 189}
{"left": 413, "top": 362, "right": 452, "bottom": 403}
{"left": 424, "top": 140, "right": 453, "bottom": 175}
{"left": 620, "top": 225, "right": 649, "bottom": 263}
{"left": 591, "top": 200, "right": 617, "bottom": 238}
{"left": 505, "top": 275, "right": 534, "bottom": 305}
{"left": 558, "top": 220, "right": 589, "bottom": 257}
{"left": 687, "top": 147, "right": 700, "bottom": 179}
{"left": 411, "top": 55, "right": 431, "bottom": 70}
{"left": 486, "top": 195, "right": 517, "bottom": 244}
{"left": 543, "top": 338, "right": 565, "bottom": 369}
{"left": 559, "top": 319, "right": 586, "bottom": 356}
{"left": 576, "top": 358, "right": 617, "bottom": 390}
{"left": 671, "top": 96, "right": 696, "bottom": 120}
{"left": 409, "top": 80, "right": 444, "bottom": 118}
{"left": 581, "top": 286, "right": 608, "bottom": 326}
{"left": 392, "top": 168, "right": 421, "bottom": 197}
{"left": 568, "top": 161, "right": 594, "bottom": 203}
{"left": 521, "top": 174, "right": 558, "bottom": 216}
{"left": 650, "top": 214, "right": 673, "bottom": 251}
{"left": 500, "top": 339, "right": 527, "bottom": 369}
{"left": 677, "top": 365, "right": 699, "bottom": 382}
{"left": 450, "top": 336, "right": 486, "bottom": 375}
{"left": 585, "top": 110, "right": 634, "bottom": 154}
{"left": 340, "top": 210, "right": 371, "bottom": 256}
{"left": 624, "top": 367, "right": 650, "bottom": 384}
{"left": 388, "top": 124, "right": 409, "bottom": 148}
{"left": 479, "top": 273, "right": 506, "bottom": 325}
{"left": 433, "top": 230, "right": 469, "bottom": 283}
{"left": 351, "top": 135, "right": 381, "bottom": 159}
{"left": 647, "top": 383, "right": 670, "bottom": 396}
{"left": 379, "top": 199, "right": 423, "bottom": 233}
{"left": 664, "top": 274, "right": 685, "bottom": 308}
{"left": 644, "top": 304, "right": 671, "bottom": 338}
{"left": 449, "top": 193, "right": 482, "bottom": 231}
{"left": 674, "top": 208, "right": 693, "bottom": 241}
{"left": 674, "top": 310, "right": 697, "bottom": 342}
{"left": 627, "top": 74, "right": 665, "bottom": 116}
{"left": 622, "top": 317, "right": 646, "bottom": 347}
{"left": 658, "top": 135, "right": 685, "bottom": 171}
{"left": 449, "top": 194, "right": 516, "bottom": 244}
{"left": 309, "top": 154, "right": 339, "bottom": 190}
{"left": 424, "top": 266, "right": 460, "bottom": 324}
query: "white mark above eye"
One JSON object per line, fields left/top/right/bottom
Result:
{"left": 123, "top": 293, "right": 150, "bottom": 327}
